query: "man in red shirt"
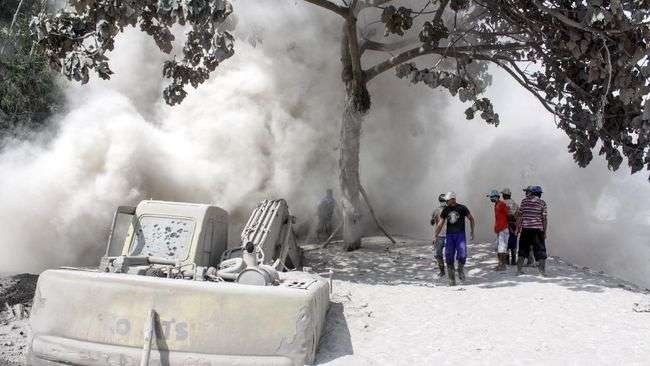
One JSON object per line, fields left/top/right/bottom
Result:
{"left": 488, "top": 190, "right": 509, "bottom": 271}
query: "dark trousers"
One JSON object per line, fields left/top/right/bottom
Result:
{"left": 317, "top": 216, "right": 333, "bottom": 239}
{"left": 445, "top": 232, "right": 467, "bottom": 265}
{"left": 518, "top": 228, "right": 547, "bottom": 261}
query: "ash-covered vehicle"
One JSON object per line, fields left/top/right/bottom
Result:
{"left": 29, "top": 199, "right": 331, "bottom": 366}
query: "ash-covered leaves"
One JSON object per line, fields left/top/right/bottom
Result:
{"left": 419, "top": 20, "right": 448, "bottom": 46}
{"left": 388, "top": 0, "right": 650, "bottom": 180}
{"left": 381, "top": 6, "right": 413, "bottom": 36}
{"left": 514, "top": 1, "right": 650, "bottom": 178}
{"left": 464, "top": 98, "right": 498, "bottom": 125}
{"left": 396, "top": 61, "right": 498, "bottom": 126}
{"left": 31, "top": 0, "right": 235, "bottom": 106}
{"left": 450, "top": 0, "right": 470, "bottom": 12}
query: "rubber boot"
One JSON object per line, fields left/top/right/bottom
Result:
{"left": 494, "top": 254, "right": 502, "bottom": 271}
{"left": 526, "top": 251, "right": 535, "bottom": 267}
{"left": 517, "top": 256, "right": 525, "bottom": 275}
{"left": 436, "top": 257, "right": 446, "bottom": 278}
{"left": 538, "top": 259, "right": 547, "bottom": 276}
{"left": 457, "top": 263, "right": 466, "bottom": 282}
{"left": 448, "top": 262, "right": 456, "bottom": 286}
{"left": 498, "top": 254, "right": 507, "bottom": 271}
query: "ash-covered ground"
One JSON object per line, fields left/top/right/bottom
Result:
{"left": 307, "top": 237, "right": 650, "bottom": 365}
{"left": 0, "top": 274, "right": 37, "bottom": 365}
{"left": 1, "top": 237, "right": 649, "bottom": 365}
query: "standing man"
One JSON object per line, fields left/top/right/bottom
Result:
{"left": 316, "top": 189, "right": 336, "bottom": 240}
{"left": 434, "top": 192, "right": 475, "bottom": 286}
{"left": 487, "top": 190, "right": 509, "bottom": 271}
{"left": 431, "top": 193, "right": 447, "bottom": 279}
{"left": 520, "top": 186, "right": 536, "bottom": 266}
{"left": 501, "top": 188, "right": 519, "bottom": 265}
{"left": 516, "top": 186, "right": 548, "bottom": 275}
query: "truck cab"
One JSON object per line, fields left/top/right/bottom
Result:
{"left": 100, "top": 201, "right": 228, "bottom": 275}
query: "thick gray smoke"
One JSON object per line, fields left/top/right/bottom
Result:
{"left": 0, "top": 1, "right": 648, "bottom": 287}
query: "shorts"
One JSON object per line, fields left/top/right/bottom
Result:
{"left": 433, "top": 236, "right": 445, "bottom": 258}
{"left": 495, "top": 229, "right": 509, "bottom": 253}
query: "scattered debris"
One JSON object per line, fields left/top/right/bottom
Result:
{"left": 633, "top": 302, "right": 650, "bottom": 313}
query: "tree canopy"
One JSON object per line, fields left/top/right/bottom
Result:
{"left": 31, "top": 0, "right": 650, "bottom": 180}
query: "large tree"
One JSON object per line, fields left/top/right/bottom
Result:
{"left": 31, "top": 0, "right": 650, "bottom": 249}
{"left": 1, "top": 0, "right": 62, "bottom": 136}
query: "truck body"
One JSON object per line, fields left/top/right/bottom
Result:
{"left": 29, "top": 200, "right": 330, "bottom": 366}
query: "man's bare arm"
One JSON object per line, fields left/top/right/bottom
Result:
{"left": 467, "top": 213, "right": 475, "bottom": 241}
{"left": 434, "top": 218, "right": 446, "bottom": 237}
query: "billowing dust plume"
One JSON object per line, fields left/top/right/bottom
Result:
{"left": 0, "top": 1, "right": 648, "bottom": 286}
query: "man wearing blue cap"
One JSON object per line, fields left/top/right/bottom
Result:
{"left": 516, "top": 186, "right": 548, "bottom": 275}
{"left": 487, "top": 190, "right": 510, "bottom": 271}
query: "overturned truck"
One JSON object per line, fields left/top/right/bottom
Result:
{"left": 29, "top": 199, "right": 331, "bottom": 366}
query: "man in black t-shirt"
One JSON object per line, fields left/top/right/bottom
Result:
{"left": 434, "top": 191, "right": 475, "bottom": 286}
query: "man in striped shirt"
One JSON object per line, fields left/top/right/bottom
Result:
{"left": 516, "top": 185, "right": 548, "bottom": 275}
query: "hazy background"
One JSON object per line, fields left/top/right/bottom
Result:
{"left": 0, "top": 1, "right": 648, "bottom": 286}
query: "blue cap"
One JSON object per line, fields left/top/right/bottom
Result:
{"left": 487, "top": 189, "right": 500, "bottom": 198}
{"left": 530, "top": 186, "right": 543, "bottom": 194}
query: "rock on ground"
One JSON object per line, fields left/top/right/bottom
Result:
{"left": 307, "top": 236, "right": 650, "bottom": 365}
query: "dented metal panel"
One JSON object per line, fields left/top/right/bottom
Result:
{"left": 30, "top": 269, "right": 329, "bottom": 365}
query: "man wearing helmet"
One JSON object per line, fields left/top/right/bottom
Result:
{"left": 516, "top": 185, "right": 548, "bottom": 275}
{"left": 430, "top": 193, "right": 448, "bottom": 279}
{"left": 434, "top": 192, "right": 476, "bottom": 286}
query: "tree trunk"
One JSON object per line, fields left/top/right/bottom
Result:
{"left": 339, "top": 91, "right": 364, "bottom": 250}
{"left": 338, "top": 14, "right": 370, "bottom": 251}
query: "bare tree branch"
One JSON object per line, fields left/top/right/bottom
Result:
{"left": 360, "top": 38, "right": 417, "bottom": 53}
{"left": 530, "top": 0, "right": 642, "bottom": 36}
{"left": 345, "top": 2, "right": 365, "bottom": 85}
{"left": 0, "top": 0, "right": 25, "bottom": 55}
{"left": 365, "top": 42, "right": 533, "bottom": 81}
{"left": 302, "top": 0, "right": 347, "bottom": 17}
{"left": 358, "top": 0, "right": 393, "bottom": 10}
{"left": 596, "top": 36, "right": 613, "bottom": 128}
{"left": 494, "top": 59, "right": 558, "bottom": 117}
{"left": 360, "top": 184, "right": 396, "bottom": 245}
{"left": 8, "top": 0, "right": 25, "bottom": 35}
{"left": 433, "top": 0, "right": 449, "bottom": 24}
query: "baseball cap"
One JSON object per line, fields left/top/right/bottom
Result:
{"left": 487, "top": 189, "right": 500, "bottom": 198}
{"left": 444, "top": 191, "right": 456, "bottom": 200}
{"left": 530, "top": 186, "right": 543, "bottom": 194}
{"left": 501, "top": 188, "right": 511, "bottom": 195}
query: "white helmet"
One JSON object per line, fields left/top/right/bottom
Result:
{"left": 444, "top": 191, "right": 456, "bottom": 201}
